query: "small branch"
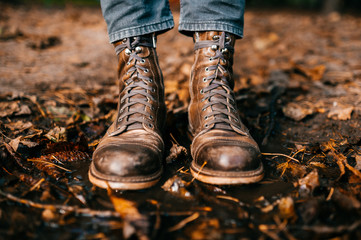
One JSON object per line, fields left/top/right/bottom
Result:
{"left": 0, "top": 189, "right": 120, "bottom": 218}
{"left": 168, "top": 212, "right": 200, "bottom": 232}
{"left": 262, "top": 153, "right": 300, "bottom": 163}
{"left": 27, "top": 159, "right": 71, "bottom": 172}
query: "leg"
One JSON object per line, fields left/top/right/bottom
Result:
{"left": 89, "top": 1, "right": 172, "bottom": 190}
{"left": 179, "top": 0, "right": 245, "bottom": 38}
{"left": 179, "top": 0, "right": 264, "bottom": 184}
{"left": 101, "top": 0, "right": 174, "bottom": 42}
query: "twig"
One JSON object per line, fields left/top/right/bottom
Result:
{"left": 168, "top": 212, "right": 200, "bottom": 232}
{"left": 189, "top": 161, "right": 207, "bottom": 183}
{"left": 51, "top": 155, "right": 64, "bottom": 165}
{"left": 29, "top": 178, "right": 45, "bottom": 192}
{"left": 273, "top": 215, "right": 297, "bottom": 240}
{"left": 216, "top": 195, "right": 240, "bottom": 203}
{"left": 170, "top": 133, "right": 180, "bottom": 145}
{"left": 27, "top": 159, "right": 71, "bottom": 172}
{"left": 326, "top": 187, "right": 334, "bottom": 201}
{"left": 262, "top": 153, "right": 300, "bottom": 163}
{"left": 299, "top": 220, "right": 361, "bottom": 235}
{"left": 0, "top": 189, "right": 120, "bottom": 218}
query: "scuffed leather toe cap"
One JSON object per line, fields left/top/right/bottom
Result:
{"left": 195, "top": 144, "right": 261, "bottom": 172}
{"left": 92, "top": 144, "right": 161, "bottom": 178}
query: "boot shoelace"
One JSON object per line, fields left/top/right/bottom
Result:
{"left": 110, "top": 36, "right": 156, "bottom": 136}
{"left": 194, "top": 32, "right": 241, "bottom": 131}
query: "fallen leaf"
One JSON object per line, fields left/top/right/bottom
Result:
{"left": 9, "top": 136, "right": 21, "bottom": 152}
{"left": 327, "top": 104, "right": 354, "bottom": 120}
{"left": 107, "top": 188, "right": 150, "bottom": 240}
{"left": 45, "top": 127, "right": 66, "bottom": 142}
{"left": 4, "top": 121, "right": 33, "bottom": 131}
{"left": 297, "top": 169, "right": 320, "bottom": 197}
{"left": 355, "top": 154, "right": 361, "bottom": 171}
{"left": 294, "top": 64, "right": 326, "bottom": 81}
{"left": 162, "top": 175, "right": 192, "bottom": 198}
{"left": 278, "top": 197, "right": 295, "bottom": 219}
{"left": 253, "top": 32, "right": 279, "bottom": 50}
{"left": 0, "top": 101, "right": 20, "bottom": 117}
{"left": 282, "top": 101, "right": 315, "bottom": 121}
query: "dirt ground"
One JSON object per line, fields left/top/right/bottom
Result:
{"left": 1, "top": 3, "right": 361, "bottom": 240}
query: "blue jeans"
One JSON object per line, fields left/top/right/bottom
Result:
{"left": 101, "top": 0, "right": 245, "bottom": 43}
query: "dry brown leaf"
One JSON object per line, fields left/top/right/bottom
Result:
{"left": 253, "top": 32, "right": 279, "bottom": 50}
{"left": 107, "top": 189, "right": 143, "bottom": 220}
{"left": 9, "top": 136, "right": 21, "bottom": 152}
{"left": 0, "top": 101, "right": 20, "bottom": 117}
{"left": 327, "top": 104, "right": 354, "bottom": 120}
{"left": 282, "top": 101, "right": 315, "bottom": 121}
{"left": 162, "top": 175, "right": 192, "bottom": 198}
{"left": 4, "top": 121, "right": 33, "bottom": 131}
{"left": 294, "top": 64, "right": 326, "bottom": 81}
{"left": 355, "top": 154, "right": 361, "bottom": 171}
{"left": 297, "top": 169, "right": 320, "bottom": 197}
{"left": 278, "top": 197, "right": 295, "bottom": 219}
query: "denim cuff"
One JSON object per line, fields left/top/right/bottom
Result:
{"left": 178, "top": 21, "right": 244, "bottom": 39}
{"left": 108, "top": 18, "right": 175, "bottom": 43}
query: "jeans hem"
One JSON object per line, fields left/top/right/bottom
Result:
{"left": 178, "top": 22, "right": 243, "bottom": 38}
{"left": 108, "top": 18, "right": 175, "bottom": 43}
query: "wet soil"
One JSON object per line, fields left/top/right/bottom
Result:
{"left": 0, "top": 3, "right": 361, "bottom": 240}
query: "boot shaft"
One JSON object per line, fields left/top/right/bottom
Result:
{"left": 189, "top": 31, "right": 248, "bottom": 136}
{"left": 110, "top": 34, "right": 166, "bottom": 136}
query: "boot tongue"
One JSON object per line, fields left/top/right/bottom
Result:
{"left": 126, "top": 77, "right": 147, "bottom": 131}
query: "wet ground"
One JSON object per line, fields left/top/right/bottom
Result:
{"left": 0, "top": 3, "right": 361, "bottom": 240}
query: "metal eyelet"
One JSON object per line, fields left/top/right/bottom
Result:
{"left": 151, "top": 88, "right": 155, "bottom": 92}
{"left": 222, "top": 59, "right": 227, "bottom": 64}
{"left": 141, "top": 59, "right": 145, "bottom": 63}
{"left": 135, "top": 46, "right": 142, "bottom": 53}
{"left": 234, "top": 118, "right": 238, "bottom": 122}
{"left": 209, "top": 58, "right": 213, "bottom": 61}
{"left": 211, "top": 45, "right": 217, "bottom": 50}
{"left": 202, "top": 108, "right": 206, "bottom": 111}
{"left": 148, "top": 123, "right": 153, "bottom": 128}
{"left": 212, "top": 35, "right": 220, "bottom": 40}
{"left": 200, "top": 89, "right": 204, "bottom": 94}
{"left": 122, "top": 38, "right": 127, "bottom": 43}
{"left": 148, "top": 79, "right": 153, "bottom": 83}
{"left": 144, "top": 69, "right": 149, "bottom": 73}
{"left": 225, "top": 36, "right": 231, "bottom": 41}
{"left": 203, "top": 77, "right": 207, "bottom": 82}
{"left": 205, "top": 124, "right": 209, "bottom": 128}
{"left": 204, "top": 116, "right": 208, "bottom": 120}
{"left": 221, "top": 48, "right": 229, "bottom": 53}
{"left": 205, "top": 67, "right": 209, "bottom": 72}
{"left": 118, "top": 117, "right": 123, "bottom": 122}
{"left": 125, "top": 48, "right": 131, "bottom": 55}
{"left": 149, "top": 115, "right": 153, "bottom": 120}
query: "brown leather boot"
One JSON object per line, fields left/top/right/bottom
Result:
{"left": 89, "top": 34, "right": 166, "bottom": 190}
{"left": 189, "top": 31, "right": 264, "bottom": 185}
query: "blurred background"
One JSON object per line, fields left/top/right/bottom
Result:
{"left": 2, "top": 0, "right": 361, "bottom": 14}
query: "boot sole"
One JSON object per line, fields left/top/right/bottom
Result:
{"left": 88, "top": 162, "right": 162, "bottom": 190}
{"left": 190, "top": 162, "right": 264, "bottom": 185}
